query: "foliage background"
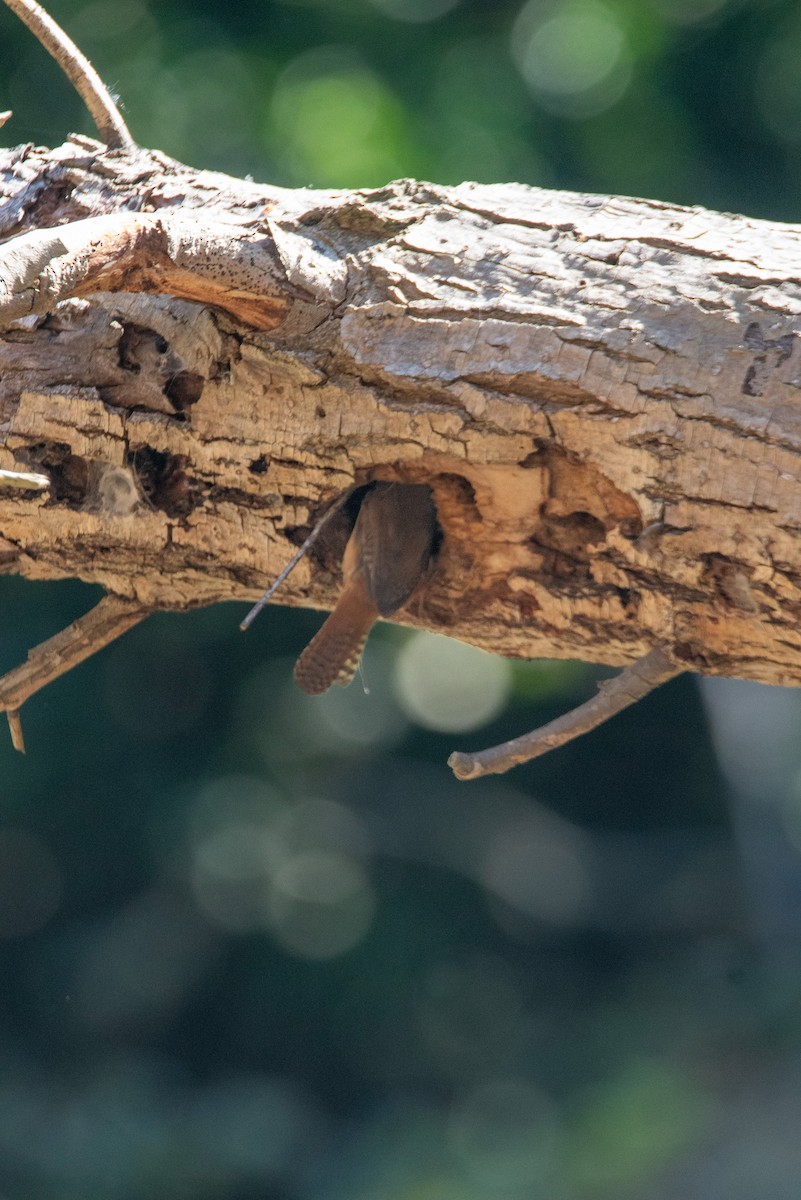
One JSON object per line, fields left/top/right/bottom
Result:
{"left": 3, "top": 1, "right": 801, "bottom": 1196}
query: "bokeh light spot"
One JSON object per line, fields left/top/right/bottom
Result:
{"left": 187, "top": 1074, "right": 323, "bottom": 1179}
{"left": 368, "top": 0, "right": 462, "bottom": 22}
{"left": 276, "top": 797, "right": 373, "bottom": 858}
{"left": 189, "top": 781, "right": 375, "bottom": 942}
{"left": 449, "top": 1077, "right": 560, "bottom": 1187}
{"left": 189, "top": 775, "right": 287, "bottom": 930}
{"left": 482, "top": 810, "right": 590, "bottom": 927}
{"left": 270, "top": 48, "right": 415, "bottom": 186}
{"left": 266, "top": 850, "right": 375, "bottom": 960}
{"left": 571, "top": 1058, "right": 710, "bottom": 1190}
{"left": 394, "top": 632, "right": 511, "bottom": 732}
{"left": 74, "top": 891, "right": 218, "bottom": 1031}
{"left": 190, "top": 775, "right": 287, "bottom": 844}
{"left": 417, "top": 956, "right": 526, "bottom": 1076}
{"left": 651, "top": 0, "right": 729, "bottom": 24}
{"left": 193, "top": 823, "right": 280, "bottom": 932}
{"left": 756, "top": 33, "right": 801, "bottom": 146}
{"left": 239, "top": 650, "right": 407, "bottom": 766}
{"left": 71, "top": 0, "right": 152, "bottom": 43}
{"left": 512, "top": 0, "right": 631, "bottom": 118}
{"left": 310, "top": 665, "right": 408, "bottom": 749}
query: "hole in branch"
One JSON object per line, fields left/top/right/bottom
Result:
{"left": 128, "top": 447, "right": 195, "bottom": 518}
{"left": 164, "top": 371, "right": 204, "bottom": 411}
{"left": 28, "top": 441, "right": 88, "bottom": 506}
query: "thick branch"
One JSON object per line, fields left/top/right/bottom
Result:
{"left": 2, "top": 140, "right": 801, "bottom": 693}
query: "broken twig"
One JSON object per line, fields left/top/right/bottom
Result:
{"left": 0, "top": 593, "right": 149, "bottom": 752}
{"left": 240, "top": 486, "right": 357, "bottom": 631}
{"left": 0, "top": 468, "right": 50, "bottom": 490}
{"left": 449, "top": 645, "right": 684, "bottom": 780}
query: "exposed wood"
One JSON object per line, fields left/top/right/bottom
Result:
{"left": 2, "top": 136, "right": 801, "bottom": 696}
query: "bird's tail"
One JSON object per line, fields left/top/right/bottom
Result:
{"left": 294, "top": 583, "right": 377, "bottom": 695}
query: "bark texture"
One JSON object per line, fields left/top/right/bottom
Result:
{"left": 2, "top": 135, "right": 801, "bottom": 684}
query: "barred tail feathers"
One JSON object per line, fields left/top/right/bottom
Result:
{"left": 294, "top": 582, "right": 377, "bottom": 695}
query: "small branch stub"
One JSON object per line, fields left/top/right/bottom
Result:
{"left": 7, "top": 710, "right": 25, "bottom": 753}
{"left": 0, "top": 469, "right": 50, "bottom": 491}
{"left": 448, "top": 646, "right": 684, "bottom": 780}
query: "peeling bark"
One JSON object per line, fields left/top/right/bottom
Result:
{"left": 2, "top": 136, "right": 801, "bottom": 686}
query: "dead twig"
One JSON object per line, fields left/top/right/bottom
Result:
{"left": 0, "top": 111, "right": 11, "bottom": 129}
{"left": 2, "top": 0, "right": 135, "bottom": 149}
{"left": 240, "top": 486, "right": 357, "bottom": 631}
{"left": 0, "top": 593, "right": 149, "bottom": 752}
{"left": 448, "top": 645, "right": 684, "bottom": 780}
{"left": 0, "top": 468, "right": 50, "bottom": 490}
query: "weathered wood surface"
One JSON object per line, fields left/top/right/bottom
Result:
{"left": 2, "top": 136, "right": 801, "bottom": 683}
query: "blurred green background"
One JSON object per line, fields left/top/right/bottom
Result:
{"left": 4, "top": 1, "right": 801, "bottom": 1197}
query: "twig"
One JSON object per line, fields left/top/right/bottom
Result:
{"left": 240, "top": 486, "right": 357, "bottom": 631}
{"left": 448, "top": 645, "right": 684, "bottom": 780}
{"left": 0, "top": 593, "right": 149, "bottom": 752}
{"left": 0, "top": 111, "right": 11, "bottom": 129}
{"left": 3, "top": 0, "right": 135, "bottom": 149}
{"left": 0, "top": 468, "right": 50, "bottom": 490}
{"left": 7, "top": 710, "right": 24, "bottom": 753}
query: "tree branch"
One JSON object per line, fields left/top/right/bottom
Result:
{"left": 2, "top": 141, "right": 801, "bottom": 769}
{"left": 448, "top": 647, "right": 684, "bottom": 780}
{"left": 2, "top": 0, "right": 135, "bottom": 149}
{"left": 0, "top": 594, "right": 149, "bottom": 752}
{"left": 2, "top": 150, "right": 800, "bottom": 684}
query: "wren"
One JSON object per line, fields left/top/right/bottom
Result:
{"left": 294, "top": 482, "right": 438, "bottom": 695}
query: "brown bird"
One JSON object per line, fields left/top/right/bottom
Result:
{"left": 294, "top": 482, "right": 438, "bottom": 695}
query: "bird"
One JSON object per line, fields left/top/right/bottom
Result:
{"left": 294, "top": 482, "right": 438, "bottom": 695}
